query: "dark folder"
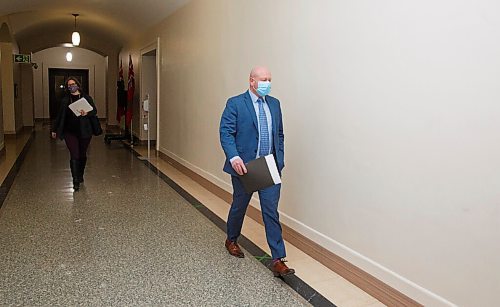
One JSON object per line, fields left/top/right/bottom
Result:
{"left": 238, "top": 154, "right": 281, "bottom": 193}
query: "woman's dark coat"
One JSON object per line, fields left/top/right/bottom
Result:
{"left": 52, "top": 94, "right": 97, "bottom": 140}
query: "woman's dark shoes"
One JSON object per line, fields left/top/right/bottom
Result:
{"left": 225, "top": 239, "right": 245, "bottom": 258}
{"left": 73, "top": 180, "right": 80, "bottom": 191}
{"left": 271, "top": 259, "right": 295, "bottom": 277}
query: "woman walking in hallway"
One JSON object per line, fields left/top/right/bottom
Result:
{"left": 51, "top": 77, "right": 97, "bottom": 191}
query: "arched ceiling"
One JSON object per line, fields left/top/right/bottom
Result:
{"left": 0, "top": 0, "right": 190, "bottom": 56}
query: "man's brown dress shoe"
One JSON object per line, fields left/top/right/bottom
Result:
{"left": 225, "top": 239, "right": 244, "bottom": 258}
{"left": 271, "top": 259, "right": 295, "bottom": 277}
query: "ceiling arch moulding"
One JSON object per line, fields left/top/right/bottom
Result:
{"left": 7, "top": 11, "right": 130, "bottom": 45}
{"left": 2, "top": 0, "right": 192, "bottom": 55}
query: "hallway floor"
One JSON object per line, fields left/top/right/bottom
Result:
{"left": 0, "top": 126, "right": 384, "bottom": 306}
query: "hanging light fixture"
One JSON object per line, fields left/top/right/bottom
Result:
{"left": 71, "top": 14, "right": 80, "bottom": 46}
{"left": 66, "top": 51, "right": 73, "bottom": 62}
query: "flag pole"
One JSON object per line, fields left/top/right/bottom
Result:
{"left": 130, "top": 116, "right": 133, "bottom": 147}
{"left": 147, "top": 94, "right": 151, "bottom": 160}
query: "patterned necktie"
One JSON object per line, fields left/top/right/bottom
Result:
{"left": 257, "top": 97, "right": 270, "bottom": 157}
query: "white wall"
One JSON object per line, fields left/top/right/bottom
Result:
{"left": 124, "top": 1, "right": 500, "bottom": 306}
{"left": 0, "top": 42, "right": 15, "bottom": 134}
{"left": 0, "top": 45, "right": 4, "bottom": 149}
{"left": 11, "top": 44, "right": 23, "bottom": 132}
{"left": 106, "top": 52, "right": 119, "bottom": 126}
{"left": 1, "top": 40, "right": 24, "bottom": 133}
{"left": 0, "top": 21, "right": 11, "bottom": 148}
{"left": 21, "top": 64, "right": 34, "bottom": 126}
{"left": 32, "top": 47, "right": 106, "bottom": 118}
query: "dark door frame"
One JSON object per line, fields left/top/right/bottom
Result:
{"left": 48, "top": 68, "right": 89, "bottom": 121}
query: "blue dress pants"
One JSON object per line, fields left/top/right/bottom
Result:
{"left": 226, "top": 176, "right": 286, "bottom": 259}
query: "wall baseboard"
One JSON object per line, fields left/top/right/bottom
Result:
{"left": 157, "top": 151, "right": 423, "bottom": 307}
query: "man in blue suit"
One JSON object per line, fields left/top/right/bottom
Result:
{"left": 219, "top": 66, "right": 294, "bottom": 277}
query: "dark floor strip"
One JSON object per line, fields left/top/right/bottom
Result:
{"left": 125, "top": 145, "right": 336, "bottom": 307}
{"left": 0, "top": 131, "right": 34, "bottom": 210}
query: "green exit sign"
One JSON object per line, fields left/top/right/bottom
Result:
{"left": 13, "top": 54, "right": 31, "bottom": 63}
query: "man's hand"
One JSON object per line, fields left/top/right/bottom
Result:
{"left": 51, "top": 132, "right": 57, "bottom": 139}
{"left": 231, "top": 158, "right": 247, "bottom": 176}
{"left": 79, "top": 110, "right": 88, "bottom": 116}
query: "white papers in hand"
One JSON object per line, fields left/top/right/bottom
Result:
{"left": 68, "top": 97, "right": 93, "bottom": 116}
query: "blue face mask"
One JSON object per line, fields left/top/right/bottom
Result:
{"left": 255, "top": 81, "right": 271, "bottom": 96}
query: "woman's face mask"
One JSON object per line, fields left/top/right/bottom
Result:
{"left": 68, "top": 83, "right": 79, "bottom": 93}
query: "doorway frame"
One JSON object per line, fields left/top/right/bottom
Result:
{"left": 140, "top": 37, "right": 160, "bottom": 151}
{"left": 48, "top": 68, "right": 89, "bottom": 121}
{"left": 41, "top": 63, "right": 96, "bottom": 119}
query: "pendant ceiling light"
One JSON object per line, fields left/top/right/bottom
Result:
{"left": 71, "top": 14, "right": 80, "bottom": 46}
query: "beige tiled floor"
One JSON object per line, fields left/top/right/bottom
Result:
{"left": 130, "top": 146, "right": 386, "bottom": 307}
{"left": 0, "top": 130, "right": 310, "bottom": 306}
{"left": 0, "top": 128, "right": 33, "bottom": 184}
{"left": 0, "top": 132, "right": 385, "bottom": 307}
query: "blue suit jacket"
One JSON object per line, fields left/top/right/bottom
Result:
{"left": 220, "top": 91, "right": 284, "bottom": 176}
